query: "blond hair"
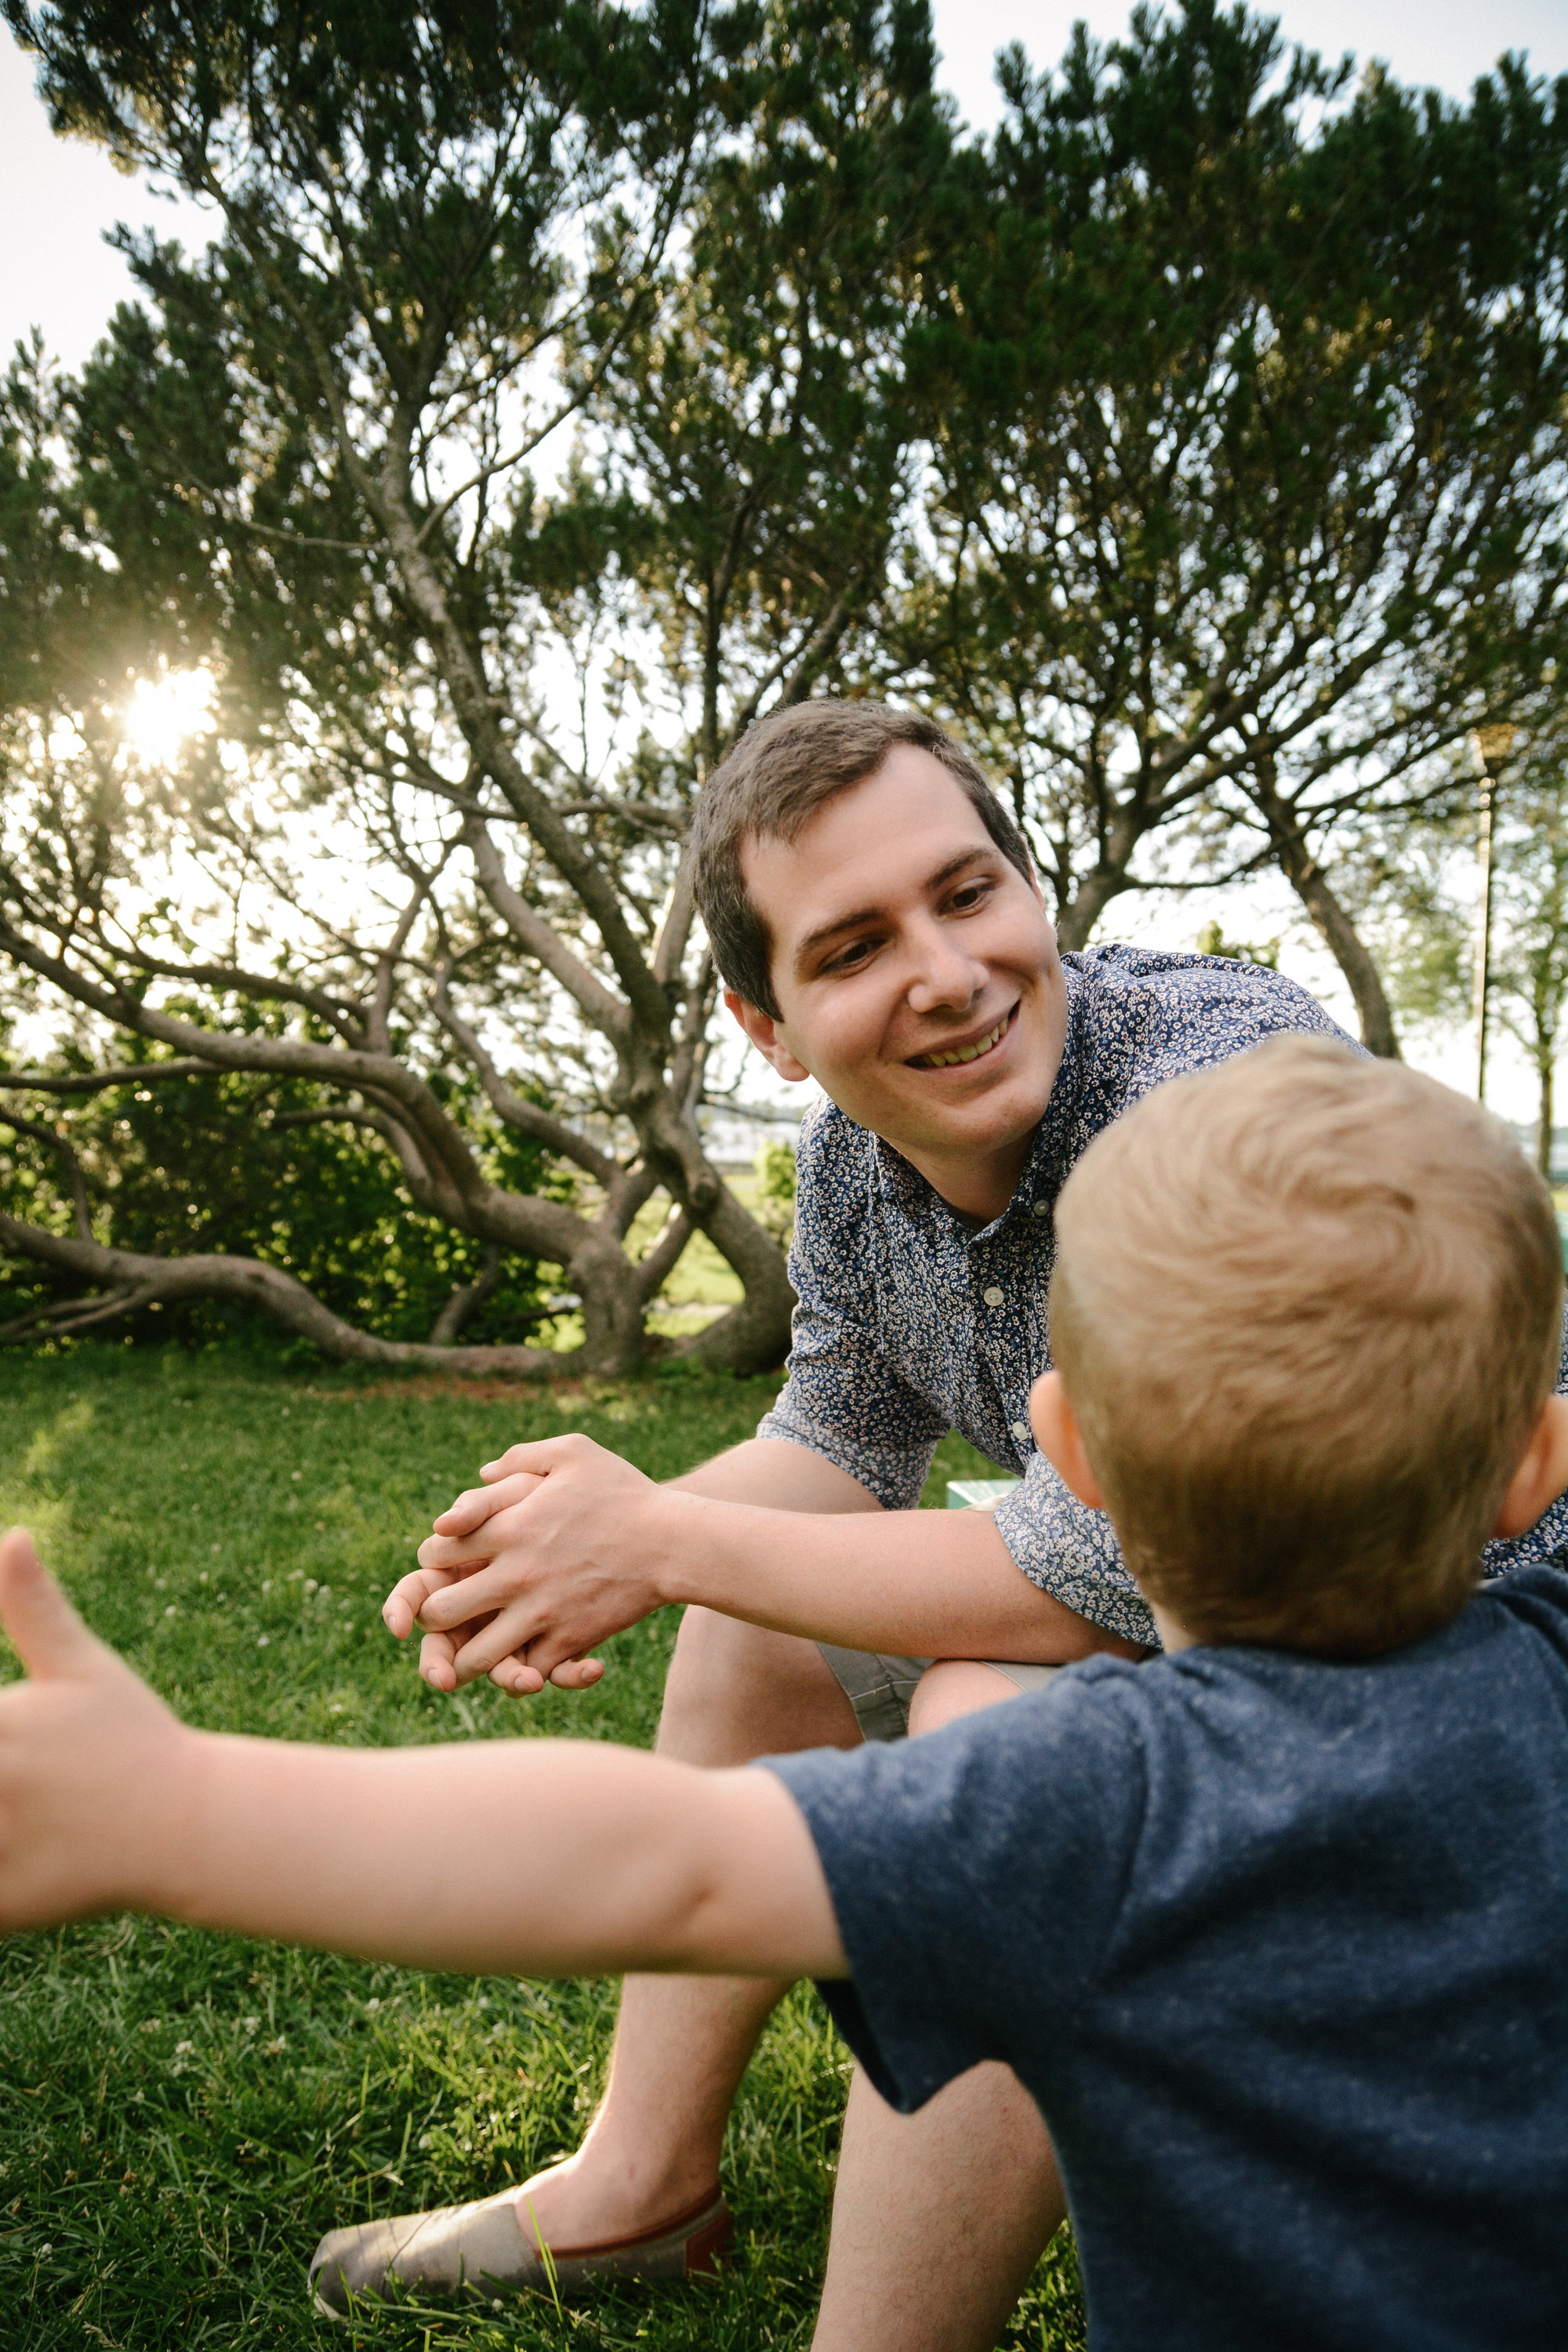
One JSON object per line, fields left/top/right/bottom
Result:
{"left": 1051, "top": 1036, "right": 1564, "bottom": 1657}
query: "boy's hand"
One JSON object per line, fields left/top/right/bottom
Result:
{"left": 382, "top": 1436, "right": 668, "bottom": 1693}
{"left": 0, "top": 1529, "right": 194, "bottom": 1929}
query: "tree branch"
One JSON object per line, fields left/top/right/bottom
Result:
{"left": 268, "top": 1105, "right": 398, "bottom": 1139}
{"left": 633, "top": 1206, "right": 695, "bottom": 1302}
{"left": 0, "top": 1212, "right": 569, "bottom": 1377}
{"left": 0, "top": 911, "right": 553, "bottom": 1243}
{"left": 430, "top": 966, "right": 620, "bottom": 1185}
{"left": 463, "top": 820, "right": 633, "bottom": 1039}
{"left": 0, "top": 1059, "right": 213, "bottom": 1095}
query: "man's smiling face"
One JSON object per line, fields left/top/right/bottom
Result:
{"left": 728, "top": 747, "right": 1069, "bottom": 1221}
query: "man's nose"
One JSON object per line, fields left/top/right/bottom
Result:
{"left": 904, "top": 920, "right": 986, "bottom": 1014}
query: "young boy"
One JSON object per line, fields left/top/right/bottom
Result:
{"left": 2, "top": 1033, "right": 1566, "bottom": 2347}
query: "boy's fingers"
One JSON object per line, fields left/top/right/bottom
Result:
{"left": 0, "top": 1530, "right": 111, "bottom": 1683}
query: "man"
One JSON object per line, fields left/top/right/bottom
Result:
{"left": 318, "top": 702, "right": 1406, "bottom": 2343}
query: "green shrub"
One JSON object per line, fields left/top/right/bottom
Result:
{"left": 0, "top": 1063, "right": 561, "bottom": 1351}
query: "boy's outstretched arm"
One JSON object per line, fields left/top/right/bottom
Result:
{"left": 0, "top": 1530, "right": 847, "bottom": 1984}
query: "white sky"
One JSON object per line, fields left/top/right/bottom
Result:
{"left": 4, "top": 5, "right": 1561, "bottom": 1119}
{"left": 930, "top": 0, "right": 1566, "bottom": 134}
{"left": 5, "top": 5, "right": 1563, "bottom": 372}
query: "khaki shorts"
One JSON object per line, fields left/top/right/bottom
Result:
{"left": 818, "top": 1643, "right": 1062, "bottom": 1744}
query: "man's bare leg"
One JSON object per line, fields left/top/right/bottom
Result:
{"left": 514, "top": 1606, "right": 862, "bottom": 2245}
{"left": 815, "top": 2063, "right": 1063, "bottom": 2352}
{"left": 812, "top": 1661, "right": 1064, "bottom": 2352}
{"left": 516, "top": 1641, "right": 1061, "bottom": 2352}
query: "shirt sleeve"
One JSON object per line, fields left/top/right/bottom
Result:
{"left": 755, "top": 1113, "right": 948, "bottom": 1510}
{"left": 994, "top": 1453, "right": 1160, "bottom": 1649}
{"left": 763, "top": 1675, "right": 1141, "bottom": 2114}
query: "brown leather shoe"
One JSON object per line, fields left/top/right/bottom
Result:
{"left": 308, "top": 2183, "right": 733, "bottom": 2316}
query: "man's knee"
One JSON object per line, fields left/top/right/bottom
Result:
{"left": 658, "top": 1606, "right": 860, "bottom": 1765}
{"left": 907, "top": 1660, "right": 1023, "bottom": 1740}
{"left": 664, "top": 1604, "right": 796, "bottom": 1711}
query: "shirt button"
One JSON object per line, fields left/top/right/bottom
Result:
{"left": 983, "top": 1285, "right": 1005, "bottom": 1307}
{"left": 1010, "top": 1420, "right": 1029, "bottom": 1443}
{"left": 1031, "top": 1200, "right": 1049, "bottom": 1218}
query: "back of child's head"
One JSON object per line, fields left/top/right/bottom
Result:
{"left": 1050, "top": 1036, "right": 1565, "bottom": 1657}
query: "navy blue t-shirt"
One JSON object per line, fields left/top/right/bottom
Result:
{"left": 768, "top": 1566, "right": 1568, "bottom": 2350}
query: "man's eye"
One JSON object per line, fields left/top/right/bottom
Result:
{"left": 826, "top": 938, "right": 876, "bottom": 975}
{"left": 948, "top": 881, "right": 993, "bottom": 913}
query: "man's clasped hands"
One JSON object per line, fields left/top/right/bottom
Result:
{"left": 388, "top": 1436, "right": 667, "bottom": 1697}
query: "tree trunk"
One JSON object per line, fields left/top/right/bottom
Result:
{"left": 429, "top": 1247, "right": 501, "bottom": 1346}
{"left": 1251, "top": 773, "right": 1402, "bottom": 1058}
{"left": 1054, "top": 862, "right": 1134, "bottom": 953}
{"left": 679, "top": 1181, "right": 797, "bottom": 1374}
{"left": 1537, "top": 1050, "right": 1556, "bottom": 1181}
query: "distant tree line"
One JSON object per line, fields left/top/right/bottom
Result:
{"left": 1, "top": 0, "right": 1566, "bottom": 1370}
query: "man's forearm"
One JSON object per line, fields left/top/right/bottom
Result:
{"left": 669, "top": 1436, "right": 887, "bottom": 1514}
{"left": 402, "top": 1434, "right": 1138, "bottom": 1685}
{"left": 646, "top": 1489, "right": 1132, "bottom": 1662}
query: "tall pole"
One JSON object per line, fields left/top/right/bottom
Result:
{"left": 1469, "top": 724, "right": 1518, "bottom": 1105}
{"left": 1473, "top": 763, "right": 1496, "bottom": 1103}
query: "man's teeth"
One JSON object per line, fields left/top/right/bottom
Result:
{"left": 915, "top": 1017, "right": 1008, "bottom": 1069}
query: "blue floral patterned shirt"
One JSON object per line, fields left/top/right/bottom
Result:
{"left": 757, "top": 944, "right": 1568, "bottom": 1649}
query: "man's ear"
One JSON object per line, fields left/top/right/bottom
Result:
{"left": 723, "top": 987, "right": 811, "bottom": 1083}
{"left": 1028, "top": 1370, "right": 1105, "bottom": 1512}
{"left": 1494, "top": 1392, "right": 1568, "bottom": 1537}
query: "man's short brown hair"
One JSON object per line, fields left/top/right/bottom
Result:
{"left": 690, "top": 700, "right": 1034, "bottom": 1018}
{"left": 1051, "top": 1036, "right": 1565, "bottom": 1657}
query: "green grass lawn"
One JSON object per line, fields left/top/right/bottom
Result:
{"left": 0, "top": 1348, "right": 1086, "bottom": 2349}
